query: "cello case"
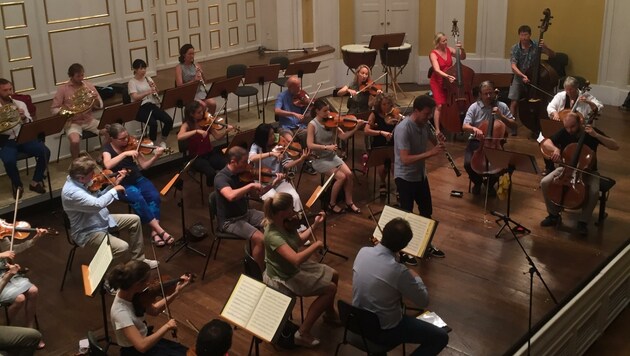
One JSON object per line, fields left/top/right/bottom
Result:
{"left": 442, "top": 19, "right": 475, "bottom": 133}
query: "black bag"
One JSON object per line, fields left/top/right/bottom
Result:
{"left": 276, "top": 320, "right": 299, "bottom": 349}
{"left": 427, "top": 67, "right": 434, "bottom": 79}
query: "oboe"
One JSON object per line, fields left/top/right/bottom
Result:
{"left": 427, "top": 120, "right": 462, "bottom": 177}
{"left": 195, "top": 63, "right": 208, "bottom": 92}
{"left": 145, "top": 77, "right": 161, "bottom": 105}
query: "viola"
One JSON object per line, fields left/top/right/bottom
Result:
{"left": 125, "top": 136, "right": 173, "bottom": 155}
{"left": 0, "top": 219, "right": 58, "bottom": 240}
{"left": 292, "top": 90, "right": 311, "bottom": 108}
{"left": 132, "top": 273, "right": 195, "bottom": 317}
{"left": 470, "top": 90, "right": 507, "bottom": 175}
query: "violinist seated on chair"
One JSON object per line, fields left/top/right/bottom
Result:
{"left": 539, "top": 112, "right": 619, "bottom": 236}
{"left": 107, "top": 260, "right": 190, "bottom": 356}
{"left": 336, "top": 64, "right": 380, "bottom": 114}
{"left": 0, "top": 78, "right": 50, "bottom": 198}
{"left": 462, "top": 81, "right": 517, "bottom": 196}
{"left": 364, "top": 92, "right": 398, "bottom": 196}
{"left": 539, "top": 76, "right": 604, "bottom": 174}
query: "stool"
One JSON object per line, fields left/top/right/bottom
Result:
{"left": 596, "top": 176, "right": 615, "bottom": 225}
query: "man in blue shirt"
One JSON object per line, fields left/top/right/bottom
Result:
{"left": 353, "top": 218, "right": 448, "bottom": 355}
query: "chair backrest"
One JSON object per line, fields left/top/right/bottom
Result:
{"left": 243, "top": 245, "right": 264, "bottom": 281}
{"left": 61, "top": 211, "right": 77, "bottom": 247}
{"left": 338, "top": 300, "right": 383, "bottom": 341}
{"left": 87, "top": 330, "right": 108, "bottom": 356}
{"left": 178, "top": 139, "right": 189, "bottom": 158}
{"left": 270, "top": 56, "right": 290, "bottom": 70}
{"left": 11, "top": 93, "right": 36, "bottom": 119}
{"left": 227, "top": 64, "right": 247, "bottom": 79}
{"left": 208, "top": 191, "right": 218, "bottom": 217}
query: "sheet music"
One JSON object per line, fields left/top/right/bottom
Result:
{"left": 373, "top": 205, "right": 437, "bottom": 257}
{"left": 246, "top": 287, "right": 292, "bottom": 342}
{"left": 221, "top": 275, "right": 266, "bottom": 327}
{"left": 86, "top": 235, "right": 113, "bottom": 295}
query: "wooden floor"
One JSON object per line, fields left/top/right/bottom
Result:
{"left": 2, "top": 94, "right": 629, "bottom": 355}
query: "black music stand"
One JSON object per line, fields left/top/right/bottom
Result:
{"left": 160, "top": 81, "right": 198, "bottom": 121}
{"left": 165, "top": 175, "right": 206, "bottom": 262}
{"left": 207, "top": 76, "right": 243, "bottom": 141}
{"left": 484, "top": 148, "right": 538, "bottom": 238}
{"left": 97, "top": 101, "right": 141, "bottom": 129}
{"left": 368, "top": 33, "right": 405, "bottom": 93}
{"left": 244, "top": 64, "right": 280, "bottom": 123}
{"left": 285, "top": 61, "right": 320, "bottom": 89}
{"left": 221, "top": 128, "right": 255, "bottom": 154}
{"left": 17, "top": 115, "right": 67, "bottom": 201}
{"left": 365, "top": 146, "right": 395, "bottom": 205}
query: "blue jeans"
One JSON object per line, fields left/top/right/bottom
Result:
{"left": 376, "top": 315, "right": 449, "bottom": 356}
{"left": 0, "top": 139, "right": 50, "bottom": 187}
{"left": 122, "top": 176, "right": 161, "bottom": 224}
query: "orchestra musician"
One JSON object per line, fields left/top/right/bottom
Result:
{"left": 262, "top": 192, "right": 339, "bottom": 348}
{"left": 508, "top": 25, "right": 555, "bottom": 127}
{"left": 307, "top": 99, "right": 364, "bottom": 214}
{"left": 352, "top": 218, "right": 449, "bottom": 355}
{"left": 429, "top": 32, "right": 465, "bottom": 135}
{"left": 102, "top": 124, "right": 174, "bottom": 247}
{"left": 0, "top": 78, "right": 50, "bottom": 198}
{"left": 539, "top": 112, "right": 619, "bottom": 235}
{"left": 462, "top": 81, "right": 517, "bottom": 195}
{"left": 364, "top": 92, "right": 397, "bottom": 196}
{"left": 193, "top": 319, "right": 233, "bottom": 356}
{"left": 61, "top": 156, "right": 159, "bottom": 269}
{"left": 214, "top": 146, "right": 280, "bottom": 270}
{"left": 336, "top": 64, "right": 379, "bottom": 114}
{"left": 541, "top": 76, "right": 603, "bottom": 174}
{"left": 108, "top": 260, "right": 190, "bottom": 355}
{"left": 175, "top": 44, "right": 217, "bottom": 114}
{"left": 177, "top": 101, "right": 232, "bottom": 187}
{"left": 393, "top": 95, "right": 445, "bottom": 264}
{"left": 128, "top": 59, "right": 174, "bottom": 148}
{"left": 0, "top": 230, "right": 47, "bottom": 350}
{"left": 51, "top": 63, "right": 103, "bottom": 159}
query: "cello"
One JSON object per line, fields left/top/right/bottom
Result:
{"left": 470, "top": 89, "right": 508, "bottom": 175}
{"left": 518, "top": 8, "right": 559, "bottom": 134}
{"left": 442, "top": 19, "right": 475, "bottom": 133}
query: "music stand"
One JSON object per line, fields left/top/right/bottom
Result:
{"left": 97, "top": 101, "right": 141, "bottom": 129}
{"left": 539, "top": 119, "right": 563, "bottom": 138}
{"left": 165, "top": 176, "right": 206, "bottom": 262}
{"left": 160, "top": 81, "right": 198, "bottom": 121}
{"left": 484, "top": 148, "right": 538, "bottom": 238}
{"left": 368, "top": 33, "right": 405, "bottom": 93}
{"left": 365, "top": 146, "right": 394, "bottom": 205}
{"left": 221, "top": 128, "right": 255, "bottom": 154}
{"left": 17, "top": 115, "right": 67, "bottom": 200}
{"left": 207, "top": 76, "right": 243, "bottom": 142}
{"left": 244, "top": 64, "right": 280, "bottom": 123}
{"left": 284, "top": 61, "right": 320, "bottom": 89}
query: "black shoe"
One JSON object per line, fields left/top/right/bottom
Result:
{"left": 472, "top": 184, "right": 481, "bottom": 195}
{"left": 428, "top": 246, "right": 445, "bottom": 258}
{"left": 304, "top": 162, "right": 317, "bottom": 175}
{"left": 576, "top": 221, "right": 588, "bottom": 236}
{"left": 12, "top": 185, "right": 24, "bottom": 200}
{"left": 29, "top": 182, "right": 46, "bottom": 194}
{"left": 540, "top": 214, "right": 560, "bottom": 227}
{"left": 399, "top": 253, "right": 418, "bottom": 266}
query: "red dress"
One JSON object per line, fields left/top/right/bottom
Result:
{"left": 429, "top": 49, "right": 453, "bottom": 105}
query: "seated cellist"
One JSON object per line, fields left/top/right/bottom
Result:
{"left": 539, "top": 112, "right": 618, "bottom": 235}
{"left": 462, "top": 81, "right": 517, "bottom": 196}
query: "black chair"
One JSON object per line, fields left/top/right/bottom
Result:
{"left": 60, "top": 211, "right": 79, "bottom": 291}
{"left": 87, "top": 330, "right": 108, "bottom": 355}
{"left": 266, "top": 56, "right": 290, "bottom": 104}
{"left": 596, "top": 176, "right": 616, "bottom": 226}
{"left": 547, "top": 52, "right": 569, "bottom": 78}
{"left": 177, "top": 139, "right": 205, "bottom": 206}
{"left": 202, "top": 191, "right": 250, "bottom": 279}
{"left": 335, "top": 300, "right": 403, "bottom": 355}
{"left": 227, "top": 64, "right": 260, "bottom": 122}
{"left": 1, "top": 302, "right": 39, "bottom": 328}
{"left": 56, "top": 130, "right": 100, "bottom": 163}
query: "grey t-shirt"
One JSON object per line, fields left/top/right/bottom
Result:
{"left": 394, "top": 117, "right": 430, "bottom": 182}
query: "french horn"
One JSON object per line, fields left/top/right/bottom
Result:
{"left": 60, "top": 84, "right": 96, "bottom": 118}
{"left": 0, "top": 100, "right": 21, "bottom": 131}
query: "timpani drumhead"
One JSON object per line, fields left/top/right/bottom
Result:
{"left": 379, "top": 42, "right": 412, "bottom": 68}
{"left": 342, "top": 44, "right": 377, "bottom": 70}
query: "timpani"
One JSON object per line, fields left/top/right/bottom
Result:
{"left": 379, "top": 42, "right": 412, "bottom": 97}
{"left": 341, "top": 44, "right": 377, "bottom": 73}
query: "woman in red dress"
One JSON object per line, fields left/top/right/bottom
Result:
{"left": 429, "top": 32, "right": 465, "bottom": 135}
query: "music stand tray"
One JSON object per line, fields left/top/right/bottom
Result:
{"left": 98, "top": 101, "right": 141, "bottom": 129}
{"left": 285, "top": 61, "right": 320, "bottom": 87}
{"left": 368, "top": 33, "right": 405, "bottom": 51}
{"left": 206, "top": 76, "right": 242, "bottom": 100}
{"left": 160, "top": 81, "right": 198, "bottom": 111}
{"left": 17, "top": 115, "right": 67, "bottom": 144}
{"left": 221, "top": 129, "right": 256, "bottom": 154}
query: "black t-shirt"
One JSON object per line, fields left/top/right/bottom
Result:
{"left": 214, "top": 166, "right": 248, "bottom": 226}
{"left": 370, "top": 110, "right": 396, "bottom": 148}
{"left": 103, "top": 143, "right": 142, "bottom": 185}
{"left": 550, "top": 127, "right": 604, "bottom": 171}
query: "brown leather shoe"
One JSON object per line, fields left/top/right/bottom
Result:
{"left": 29, "top": 182, "right": 46, "bottom": 194}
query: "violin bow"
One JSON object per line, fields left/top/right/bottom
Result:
{"left": 366, "top": 204, "right": 384, "bottom": 235}
{"left": 300, "top": 83, "right": 323, "bottom": 118}
{"left": 201, "top": 100, "right": 228, "bottom": 141}
{"left": 9, "top": 188, "right": 21, "bottom": 252}
{"left": 136, "top": 110, "right": 154, "bottom": 153}
{"left": 353, "top": 72, "right": 387, "bottom": 97}
{"left": 289, "top": 179, "right": 319, "bottom": 243}
{"left": 149, "top": 241, "right": 177, "bottom": 339}
{"left": 278, "top": 128, "right": 302, "bottom": 158}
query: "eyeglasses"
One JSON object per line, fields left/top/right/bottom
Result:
{"left": 116, "top": 135, "right": 129, "bottom": 141}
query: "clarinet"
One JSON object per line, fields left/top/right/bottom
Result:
{"left": 427, "top": 120, "right": 462, "bottom": 177}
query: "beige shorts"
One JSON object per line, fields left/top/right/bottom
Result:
{"left": 65, "top": 118, "right": 100, "bottom": 137}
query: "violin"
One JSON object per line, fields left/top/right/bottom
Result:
{"left": 275, "top": 135, "right": 303, "bottom": 160}
{"left": 88, "top": 169, "right": 117, "bottom": 192}
{"left": 323, "top": 113, "right": 364, "bottom": 130}
{"left": 125, "top": 136, "right": 173, "bottom": 155}
{"left": 359, "top": 80, "right": 382, "bottom": 96}
{"left": 198, "top": 113, "right": 240, "bottom": 133}
{"left": 239, "top": 165, "right": 276, "bottom": 184}
{"left": 292, "top": 89, "right": 311, "bottom": 108}
{"left": 470, "top": 89, "right": 507, "bottom": 175}
{"left": 132, "top": 273, "right": 195, "bottom": 317}
{"left": 384, "top": 107, "right": 403, "bottom": 126}
{"left": 0, "top": 219, "right": 58, "bottom": 240}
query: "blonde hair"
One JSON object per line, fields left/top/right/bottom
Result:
{"left": 353, "top": 64, "right": 372, "bottom": 85}
{"left": 433, "top": 32, "right": 446, "bottom": 47}
{"left": 263, "top": 192, "right": 294, "bottom": 226}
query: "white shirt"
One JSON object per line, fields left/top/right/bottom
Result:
{"left": 547, "top": 90, "right": 603, "bottom": 119}
{"left": 0, "top": 98, "right": 32, "bottom": 139}
{"left": 128, "top": 76, "right": 159, "bottom": 106}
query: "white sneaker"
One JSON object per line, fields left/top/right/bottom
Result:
{"left": 143, "top": 258, "right": 159, "bottom": 269}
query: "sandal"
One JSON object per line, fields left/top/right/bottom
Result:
{"left": 328, "top": 203, "right": 345, "bottom": 214}
{"left": 151, "top": 233, "right": 165, "bottom": 247}
{"left": 346, "top": 203, "right": 361, "bottom": 214}
{"left": 158, "top": 231, "right": 175, "bottom": 245}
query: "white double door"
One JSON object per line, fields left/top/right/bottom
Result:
{"left": 354, "top": 0, "right": 418, "bottom": 84}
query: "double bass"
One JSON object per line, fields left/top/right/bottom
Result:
{"left": 442, "top": 19, "right": 475, "bottom": 133}
{"left": 518, "top": 8, "right": 559, "bottom": 134}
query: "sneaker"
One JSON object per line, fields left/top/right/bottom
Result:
{"left": 399, "top": 253, "right": 418, "bottom": 266}
{"left": 540, "top": 214, "right": 560, "bottom": 227}
{"left": 159, "top": 141, "right": 167, "bottom": 149}
{"left": 428, "top": 246, "right": 445, "bottom": 258}
{"left": 294, "top": 330, "right": 320, "bottom": 347}
{"left": 142, "top": 258, "right": 159, "bottom": 269}
{"left": 297, "top": 224, "right": 307, "bottom": 233}
{"left": 576, "top": 221, "right": 588, "bottom": 236}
